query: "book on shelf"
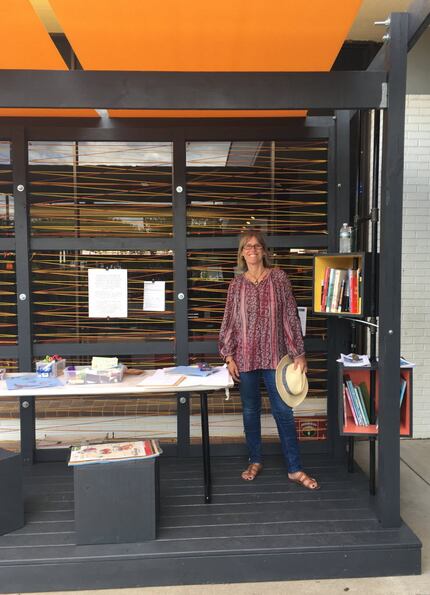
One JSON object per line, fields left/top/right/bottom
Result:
{"left": 400, "top": 376, "right": 407, "bottom": 408}
{"left": 355, "top": 384, "right": 370, "bottom": 425}
{"left": 321, "top": 267, "right": 331, "bottom": 311}
{"left": 325, "top": 268, "right": 336, "bottom": 312}
{"left": 68, "top": 439, "right": 162, "bottom": 466}
{"left": 359, "top": 381, "right": 371, "bottom": 418}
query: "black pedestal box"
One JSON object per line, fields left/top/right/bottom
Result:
{"left": 0, "top": 448, "right": 24, "bottom": 536}
{"left": 74, "top": 457, "right": 159, "bottom": 545}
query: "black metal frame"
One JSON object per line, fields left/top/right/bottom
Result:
{"left": 0, "top": 6, "right": 425, "bottom": 529}
{"left": 0, "top": 71, "right": 387, "bottom": 110}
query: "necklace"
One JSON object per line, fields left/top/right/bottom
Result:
{"left": 247, "top": 269, "right": 266, "bottom": 286}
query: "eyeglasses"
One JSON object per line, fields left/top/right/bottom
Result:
{"left": 243, "top": 243, "right": 263, "bottom": 252}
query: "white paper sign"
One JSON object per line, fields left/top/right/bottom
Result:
{"left": 143, "top": 281, "right": 165, "bottom": 312}
{"left": 297, "top": 306, "right": 307, "bottom": 337}
{"left": 88, "top": 268, "right": 128, "bottom": 318}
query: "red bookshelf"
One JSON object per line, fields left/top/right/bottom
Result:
{"left": 338, "top": 364, "right": 412, "bottom": 437}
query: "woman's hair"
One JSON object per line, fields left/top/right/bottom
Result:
{"left": 236, "top": 229, "right": 272, "bottom": 272}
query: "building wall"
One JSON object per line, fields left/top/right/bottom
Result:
{"left": 402, "top": 94, "right": 430, "bottom": 438}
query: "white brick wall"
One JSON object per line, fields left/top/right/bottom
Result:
{"left": 402, "top": 95, "right": 430, "bottom": 438}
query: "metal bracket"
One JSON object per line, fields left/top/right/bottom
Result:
{"left": 380, "top": 82, "right": 388, "bottom": 109}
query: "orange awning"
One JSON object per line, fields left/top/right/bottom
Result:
{"left": 51, "top": 0, "right": 361, "bottom": 118}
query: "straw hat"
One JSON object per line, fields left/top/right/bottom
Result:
{"left": 275, "top": 355, "right": 309, "bottom": 408}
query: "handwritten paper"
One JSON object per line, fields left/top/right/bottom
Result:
{"left": 88, "top": 269, "right": 128, "bottom": 318}
{"left": 143, "top": 281, "right": 165, "bottom": 312}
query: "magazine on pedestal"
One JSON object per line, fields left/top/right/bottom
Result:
{"left": 68, "top": 439, "right": 162, "bottom": 466}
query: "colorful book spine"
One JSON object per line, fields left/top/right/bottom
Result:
{"left": 330, "top": 269, "right": 341, "bottom": 312}
{"left": 321, "top": 266, "right": 331, "bottom": 311}
{"left": 343, "top": 381, "right": 359, "bottom": 425}
{"left": 355, "top": 385, "right": 370, "bottom": 425}
{"left": 400, "top": 377, "right": 407, "bottom": 408}
{"left": 350, "top": 269, "right": 359, "bottom": 314}
{"left": 325, "top": 268, "right": 336, "bottom": 312}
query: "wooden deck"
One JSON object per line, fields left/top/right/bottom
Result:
{"left": 0, "top": 454, "right": 421, "bottom": 592}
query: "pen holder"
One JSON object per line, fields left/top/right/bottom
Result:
{"left": 35, "top": 358, "right": 66, "bottom": 378}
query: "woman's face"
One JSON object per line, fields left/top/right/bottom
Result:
{"left": 242, "top": 236, "right": 264, "bottom": 268}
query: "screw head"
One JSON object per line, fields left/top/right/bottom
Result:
{"left": 19, "top": 293, "right": 27, "bottom": 301}
{"left": 22, "top": 401, "right": 30, "bottom": 409}
{"left": 177, "top": 292, "right": 185, "bottom": 300}
{"left": 17, "top": 184, "right": 24, "bottom": 192}
{"left": 176, "top": 185, "right": 183, "bottom": 193}
{"left": 179, "top": 396, "right": 187, "bottom": 404}
{"left": 388, "top": 329, "right": 394, "bottom": 335}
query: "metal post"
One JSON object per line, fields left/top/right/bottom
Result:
{"left": 377, "top": 13, "right": 408, "bottom": 527}
{"left": 19, "top": 396, "right": 35, "bottom": 465}
{"left": 11, "top": 127, "right": 33, "bottom": 371}
{"left": 200, "top": 392, "right": 212, "bottom": 503}
{"left": 327, "top": 113, "right": 351, "bottom": 462}
{"left": 369, "top": 109, "right": 381, "bottom": 496}
{"left": 173, "top": 140, "right": 190, "bottom": 456}
{"left": 12, "top": 128, "right": 36, "bottom": 464}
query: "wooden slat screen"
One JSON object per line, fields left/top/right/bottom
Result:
{"left": 0, "top": 252, "right": 17, "bottom": 345}
{"left": 186, "top": 140, "right": 328, "bottom": 236}
{"left": 0, "top": 142, "right": 14, "bottom": 237}
{"left": 28, "top": 141, "right": 173, "bottom": 237}
{"left": 31, "top": 251, "right": 174, "bottom": 343}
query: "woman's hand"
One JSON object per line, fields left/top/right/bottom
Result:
{"left": 226, "top": 358, "right": 240, "bottom": 382}
{"left": 293, "top": 355, "right": 308, "bottom": 374}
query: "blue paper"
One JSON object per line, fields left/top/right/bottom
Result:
{"left": 6, "top": 375, "right": 62, "bottom": 390}
{"left": 165, "top": 366, "right": 215, "bottom": 377}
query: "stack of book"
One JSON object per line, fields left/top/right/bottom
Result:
{"left": 68, "top": 439, "right": 162, "bottom": 466}
{"left": 343, "top": 375, "right": 370, "bottom": 426}
{"left": 320, "top": 267, "right": 361, "bottom": 314}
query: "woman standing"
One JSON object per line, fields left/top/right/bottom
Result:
{"left": 219, "top": 230, "right": 319, "bottom": 489}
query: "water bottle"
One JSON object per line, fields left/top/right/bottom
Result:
{"left": 339, "top": 223, "right": 352, "bottom": 253}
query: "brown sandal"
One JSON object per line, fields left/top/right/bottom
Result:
{"left": 241, "top": 463, "right": 263, "bottom": 481}
{"left": 288, "top": 471, "right": 320, "bottom": 490}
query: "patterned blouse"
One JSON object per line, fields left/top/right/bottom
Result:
{"left": 219, "top": 268, "right": 305, "bottom": 373}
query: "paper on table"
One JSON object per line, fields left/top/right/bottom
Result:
{"left": 178, "top": 366, "right": 233, "bottom": 388}
{"left": 337, "top": 353, "right": 370, "bottom": 367}
{"left": 6, "top": 375, "right": 63, "bottom": 390}
{"left": 138, "top": 369, "right": 185, "bottom": 387}
{"left": 143, "top": 281, "right": 165, "bottom": 312}
{"left": 88, "top": 269, "right": 128, "bottom": 318}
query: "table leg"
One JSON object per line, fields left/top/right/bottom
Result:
{"left": 200, "top": 392, "right": 211, "bottom": 503}
{"left": 20, "top": 395, "right": 35, "bottom": 465}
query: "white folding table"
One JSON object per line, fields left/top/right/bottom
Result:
{"left": 0, "top": 370, "right": 233, "bottom": 503}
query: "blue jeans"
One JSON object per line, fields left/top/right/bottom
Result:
{"left": 239, "top": 369, "right": 302, "bottom": 473}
